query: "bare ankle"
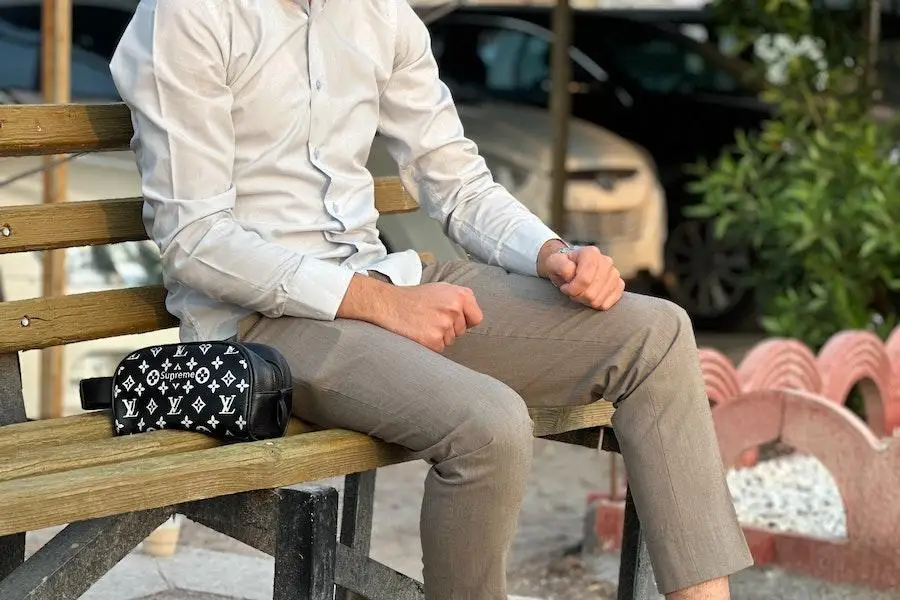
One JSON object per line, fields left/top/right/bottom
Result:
{"left": 666, "top": 576, "right": 730, "bottom": 600}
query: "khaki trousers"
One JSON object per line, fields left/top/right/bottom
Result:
{"left": 241, "top": 260, "right": 752, "bottom": 599}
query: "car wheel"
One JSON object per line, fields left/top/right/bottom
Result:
{"left": 663, "top": 218, "right": 755, "bottom": 330}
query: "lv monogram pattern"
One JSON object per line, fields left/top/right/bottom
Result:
{"left": 113, "top": 342, "right": 253, "bottom": 438}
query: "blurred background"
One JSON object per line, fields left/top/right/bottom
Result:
{"left": 2, "top": 0, "right": 900, "bottom": 597}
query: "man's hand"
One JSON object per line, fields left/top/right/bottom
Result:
{"left": 338, "top": 275, "right": 483, "bottom": 353}
{"left": 539, "top": 242, "right": 625, "bottom": 311}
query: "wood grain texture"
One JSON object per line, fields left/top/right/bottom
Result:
{"left": 0, "top": 286, "right": 177, "bottom": 353}
{"left": 529, "top": 400, "right": 613, "bottom": 436}
{"left": 0, "top": 401, "right": 611, "bottom": 481}
{"left": 0, "top": 407, "right": 613, "bottom": 489}
{"left": 0, "top": 412, "right": 111, "bottom": 452}
{"left": 0, "top": 179, "right": 416, "bottom": 254}
{"left": 0, "top": 104, "right": 132, "bottom": 156}
{"left": 372, "top": 177, "right": 418, "bottom": 215}
{"left": 0, "top": 428, "right": 414, "bottom": 536}
{"left": 0, "top": 198, "right": 147, "bottom": 254}
{"left": 0, "top": 418, "right": 320, "bottom": 483}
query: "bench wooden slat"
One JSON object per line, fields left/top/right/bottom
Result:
{"left": 0, "top": 418, "right": 320, "bottom": 484}
{"left": 529, "top": 401, "right": 613, "bottom": 436}
{"left": 0, "top": 103, "right": 133, "bottom": 156}
{"left": 0, "top": 400, "right": 612, "bottom": 536}
{"left": 0, "top": 178, "right": 417, "bottom": 254}
{"left": 0, "top": 198, "right": 145, "bottom": 254}
{"left": 0, "top": 402, "right": 612, "bottom": 487}
{"left": 0, "top": 286, "right": 176, "bottom": 353}
{"left": 0, "top": 428, "right": 414, "bottom": 536}
{"left": 0, "top": 413, "right": 111, "bottom": 453}
{"left": 0, "top": 403, "right": 613, "bottom": 454}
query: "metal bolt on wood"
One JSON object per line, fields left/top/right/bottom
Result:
{"left": 0, "top": 226, "right": 10, "bottom": 237}
{"left": 20, "top": 317, "right": 30, "bottom": 327}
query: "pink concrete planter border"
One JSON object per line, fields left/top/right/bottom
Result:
{"left": 701, "top": 328, "right": 900, "bottom": 441}
{"left": 587, "top": 327, "right": 900, "bottom": 591}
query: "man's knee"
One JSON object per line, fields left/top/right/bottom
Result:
{"left": 647, "top": 296, "right": 694, "bottom": 347}
{"left": 617, "top": 294, "right": 695, "bottom": 360}
{"left": 445, "top": 379, "right": 534, "bottom": 468}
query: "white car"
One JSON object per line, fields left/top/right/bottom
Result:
{"left": 370, "top": 99, "right": 666, "bottom": 279}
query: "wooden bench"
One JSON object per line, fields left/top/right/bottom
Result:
{"left": 0, "top": 102, "right": 654, "bottom": 600}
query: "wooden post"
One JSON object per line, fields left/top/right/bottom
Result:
{"left": 864, "top": 0, "right": 882, "bottom": 96}
{"left": 39, "top": 0, "right": 72, "bottom": 419}
{"left": 548, "top": 0, "right": 572, "bottom": 235}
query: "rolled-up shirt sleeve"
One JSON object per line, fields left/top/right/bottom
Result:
{"left": 376, "top": 0, "right": 562, "bottom": 277}
{"left": 110, "top": 0, "right": 353, "bottom": 321}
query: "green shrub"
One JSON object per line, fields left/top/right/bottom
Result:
{"left": 687, "top": 0, "right": 900, "bottom": 350}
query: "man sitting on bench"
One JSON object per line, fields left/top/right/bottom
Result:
{"left": 110, "top": 1, "right": 752, "bottom": 598}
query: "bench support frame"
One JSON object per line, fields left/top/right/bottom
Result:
{"left": 603, "top": 429, "right": 656, "bottom": 600}
{"left": 0, "top": 350, "right": 27, "bottom": 584}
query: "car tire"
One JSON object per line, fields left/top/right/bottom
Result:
{"left": 662, "top": 217, "right": 757, "bottom": 331}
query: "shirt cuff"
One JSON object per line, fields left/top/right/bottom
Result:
{"left": 283, "top": 257, "right": 356, "bottom": 321}
{"left": 500, "top": 217, "right": 564, "bottom": 277}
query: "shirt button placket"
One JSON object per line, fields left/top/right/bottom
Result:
{"left": 308, "top": 17, "right": 321, "bottom": 167}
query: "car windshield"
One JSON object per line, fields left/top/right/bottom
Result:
{"left": 575, "top": 18, "right": 761, "bottom": 97}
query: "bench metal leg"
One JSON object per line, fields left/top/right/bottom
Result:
{"left": 181, "top": 483, "right": 422, "bottom": 600}
{"left": 0, "top": 508, "right": 173, "bottom": 600}
{"left": 542, "top": 426, "right": 603, "bottom": 449}
{"left": 274, "top": 485, "right": 339, "bottom": 600}
{"left": 602, "top": 428, "right": 657, "bottom": 599}
{"left": 333, "top": 471, "right": 424, "bottom": 600}
{"left": 335, "top": 471, "right": 376, "bottom": 600}
{"left": 181, "top": 486, "right": 341, "bottom": 599}
{"left": 0, "top": 349, "right": 29, "bottom": 582}
{"left": 617, "top": 485, "right": 657, "bottom": 600}
{"left": 180, "top": 489, "right": 283, "bottom": 553}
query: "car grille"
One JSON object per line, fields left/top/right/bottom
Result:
{"left": 565, "top": 209, "right": 643, "bottom": 244}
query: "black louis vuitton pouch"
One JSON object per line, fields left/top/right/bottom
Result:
{"left": 79, "top": 341, "right": 293, "bottom": 443}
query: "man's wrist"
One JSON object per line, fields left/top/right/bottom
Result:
{"left": 536, "top": 238, "right": 569, "bottom": 278}
{"left": 336, "top": 273, "right": 395, "bottom": 323}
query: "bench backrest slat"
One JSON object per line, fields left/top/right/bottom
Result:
{"left": 0, "top": 104, "right": 133, "bottom": 156}
{"left": 0, "top": 286, "right": 176, "bottom": 353}
{"left": 0, "top": 175, "right": 417, "bottom": 254}
{"left": 0, "top": 101, "right": 419, "bottom": 365}
{"left": 0, "top": 198, "right": 146, "bottom": 254}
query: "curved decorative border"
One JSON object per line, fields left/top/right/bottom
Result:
{"left": 699, "top": 327, "right": 900, "bottom": 440}
{"left": 592, "top": 327, "right": 900, "bottom": 591}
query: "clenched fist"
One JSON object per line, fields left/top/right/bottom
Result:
{"left": 337, "top": 275, "right": 483, "bottom": 353}
{"left": 540, "top": 243, "right": 625, "bottom": 311}
{"left": 379, "top": 282, "right": 484, "bottom": 353}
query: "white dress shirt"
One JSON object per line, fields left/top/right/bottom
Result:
{"left": 110, "top": 0, "right": 560, "bottom": 342}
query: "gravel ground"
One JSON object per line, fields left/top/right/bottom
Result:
{"left": 728, "top": 454, "right": 847, "bottom": 539}
{"left": 509, "top": 554, "right": 617, "bottom": 600}
{"left": 142, "top": 594, "right": 237, "bottom": 600}
{"left": 508, "top": 552, "right": 900, "bottom": 600}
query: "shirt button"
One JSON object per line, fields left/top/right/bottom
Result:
{"left": 315, "top": 80, "right": 322, "bottom": 91}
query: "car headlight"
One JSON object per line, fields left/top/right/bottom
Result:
{"left": 482, "top": 154, "right": 530, "bottom": 192}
